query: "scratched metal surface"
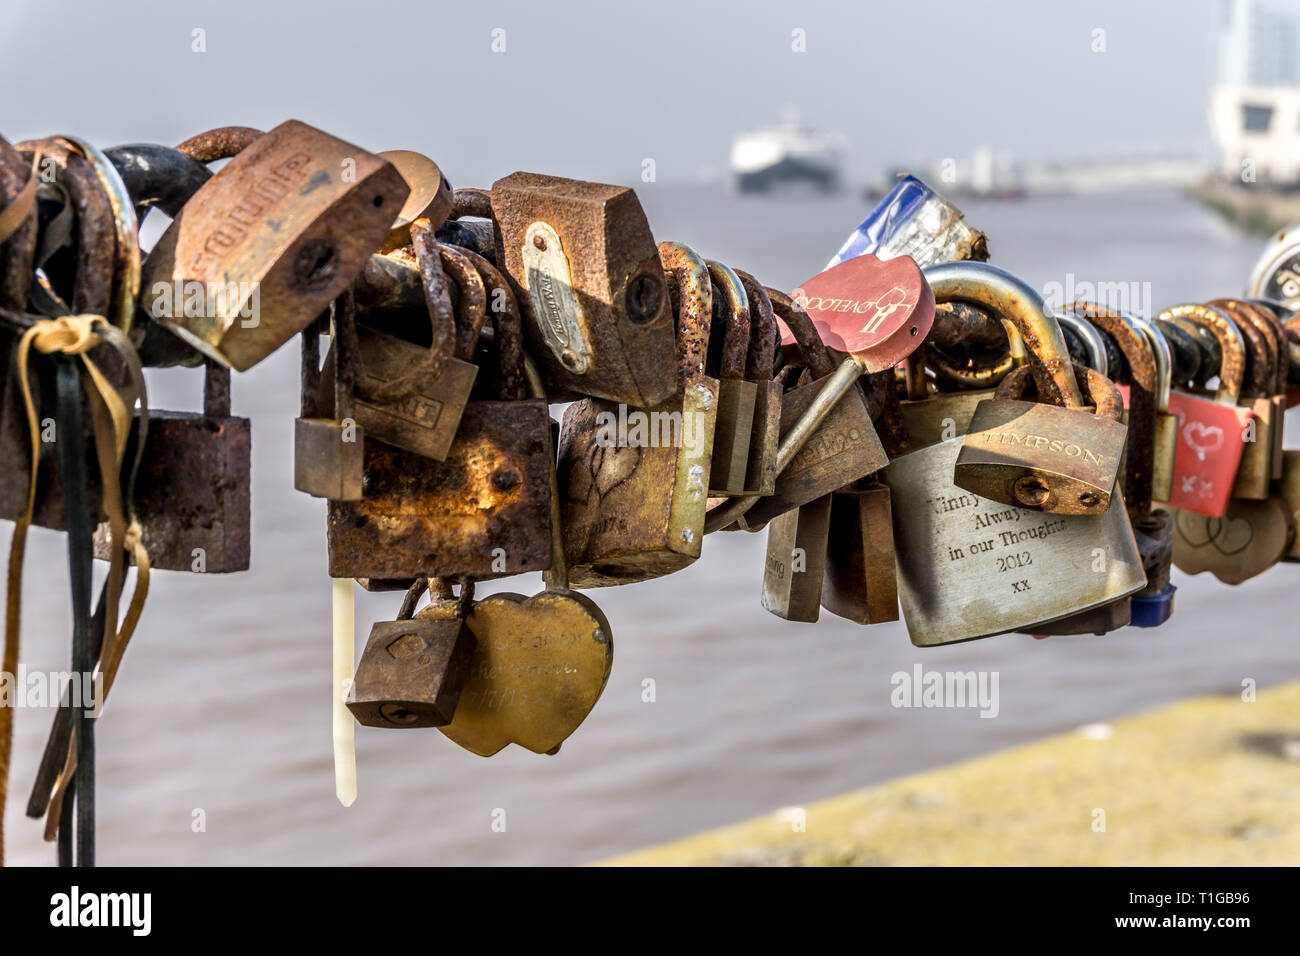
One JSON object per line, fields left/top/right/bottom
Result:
{"left": 5, "top": 188, "right": 1293, "bottom": 866}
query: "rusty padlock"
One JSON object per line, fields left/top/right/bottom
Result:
{"left": 491, "top": 172, "right": 678, "bottom": 407}
{"left": 92, "top": 358, "right": 250, "bottom": 572}
{"left": 143, "top": 120, "right": 409, "bottom": 370}
{"left": 327, "top": 252, "right": 553, "bottom": 582}
{"left": 293, "top": 300, "right": 364, "bottom": 502}
{"left": 555, "top": 241, "right": 718, "bottom": 587}
{"left": 347, "top": 578, "right": 478, "bottom": 729}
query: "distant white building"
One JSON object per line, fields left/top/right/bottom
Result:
{"left": 1209, "top": 1, "right": 1300, "bottom": 183}
{"left": 1217, "top": 0, "right": 1296, "bottom": 86}
{"left": 1209, "top": 86, "right": 1300, "bottom": 182}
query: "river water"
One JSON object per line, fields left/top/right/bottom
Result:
{"left": 4, "top": 186, "right": 1296, "bottom": 866}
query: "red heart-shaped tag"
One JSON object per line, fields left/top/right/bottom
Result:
{"left": 778, "top": 253, "right": 934, "bottom": 371}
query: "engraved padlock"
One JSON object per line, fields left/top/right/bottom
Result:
{"left": 491, "top": 172, "right": 678, "bottom": 407}
{"left": 945, "top": 263, "right": 1128, "bottom": 516}
{"left": 555, "top": 241, "right": 718, "bottom": 587}
{"left": 142, "top": 120, "right": 409, "bottom": 370}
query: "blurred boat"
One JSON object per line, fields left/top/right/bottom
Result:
{"left": 730, "top": 110, "right": 844, "bottom": 194}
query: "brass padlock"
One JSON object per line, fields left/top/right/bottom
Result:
{"left": 760, "top": 493, "right": 831, "bottom": 623}
{"left": 820, "top": 480, "right": 898, "bottom": 625}
{"left": 736, "top": 270, "right": 781, "bottom": 496}
{"left": 347, "top": 579, "right": 477, "bottom": 729}
{"left": 944, "top": 264, "right": 1127, "bottom": 516}
{"left": 327, "top": 254, "right": 552, "bottom": 581}
{"left": 556, "top": 241, "right": 718, "bottom": 587}
{"left": 705, "top": 259, "right": 758, "bottom": 495}
{"left": 440, "top": 365, "right": 613, "bottom": 758}
{"left": 293, "top": 301, "right": 364, "bottom": 502}
{"left": 143, "top": 120, "right": 409, "bottom": 370}
{"left": 491, "top": 172, "right": 678, "bottom": 407}
{"left": 92, "top": 359, "right": 250, "bottom": 572}
{"left": 880, "top": 266, "right": 1146, "bottom": 646}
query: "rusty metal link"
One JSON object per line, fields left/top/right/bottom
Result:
{"left": 1067, "top": 300, "right": 1157, "bottom": 518}
{"left": 925, "top": 340, "right": 1015, "bottom": 391}
{"left": 0, "top": 136, "right": 38, "bottom": 310}
{"left": 451, "top": 188, "right": 493, "bottom": 220}
{"left": 995, "top": 362, "right": 1124, "bottom": 422}
{"left": 458, "top": 245, "right": 527, "bottom": 401}
{"left": 175, "top": 126, "right": 264, "bottom": 163}
{"left": 438, "top": 242, "right": 487, "bottom": 362}
{"left": 928, "top": 300, "right": 1006, "bottom": 350}
{"left": 1209, "top": 298, "right": 1276, "bottom": 397}
{"left": 1158, "top": 304, "right": 1245, "bottom": 401}
{"left": 708, "top": 262, "right": 749, "bottom": 381}
{"left": 658, "top": 242, "right": 712, "bottom": 381}
{"left": 735, "top": 270, "right": 778, "bottom": 380}
{"left": 17, "top": 139, "right": 116, "bottom": 317}
{"left": 351, "top": 218, "right": 454, "bottom": 406}
{"left": 1247, "top": 297, "right": 1297, "bottom": 388}
{"left": 765, "top": 282, "right": 881, "bottom": 419}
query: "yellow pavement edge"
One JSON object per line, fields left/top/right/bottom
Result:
{"left": 597, "top": 681, "right": 1300, "bottom": 866}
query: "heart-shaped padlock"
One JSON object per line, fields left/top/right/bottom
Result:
{"left": 438, "top": 356, "right": 614, "bottom": 756}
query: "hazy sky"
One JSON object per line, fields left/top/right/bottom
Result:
{"left": 0, "top": 0, "right": 1288, "bottom": 185}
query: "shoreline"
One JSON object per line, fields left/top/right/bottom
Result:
{"left": 598, "top": 681, "right": 1300, "bottom": 866}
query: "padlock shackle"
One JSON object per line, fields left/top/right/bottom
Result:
{"left": 203, "top": 357, "right": 232, "bottom": 418}
{"left": 1070, "top": 302, "right": 1163, "bottom": 519}
{"left": 1125, "top": 314, "right": 1173, "bottom": 412}
{"left": 656, "top": 242, "right": 713, "bottom": 382}
{"left": 918, "top": 341, "right": 1015, "bottom": 395}
{"left": 1157, "top": 304, "right": 1244, "bottom": 405}
{"left": 103, "top": 143, "right": 213, "bottom": 221}
{"left": 766, "top": 286, "right": 836, "bottom": 378}
{"left": 1153, "top": 317, "right": 1202, "bottom": 388}
{"left": 705, "top": 259, "right": 750, "bottom": 382}
{"left": 736, "top": 270, "right": 777, "bottom": 380}
{"left": 1210, "top": 298, "right": 1285, "bottom": 397}
{"left": 1209, "top": 298, "right": 1277, "bottom": 398}
{"left": 174, "top": 126, "right": 263, "bottom": 163}
{"left": 451, "top": 188, "right": 492, "bottom": 221}
{"left": 923, "top": 261, "right": 1083, "bottom": 409}
{"left": 350, "top": 217, "right": 457, "bottom": 406}
{"left": 17, "top": 138, "right": 119, "bottom": 322}
{"left": 57, "top": 135, "right": 140, "bottom": 336}
{"left": 462, "top": 247, "right": 528, "bottom": 402}
{"left": 1054, "top": 310, "right": 1109, "bottom": 378}
{"left": 439, "top": 243, "right": 488, "bottom": 363}
{"left": 1246, "top": 298, "right": 1294, "bottom": 393}
{"left": 994, "top": 362, "right": 1124, "bottom": 422}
